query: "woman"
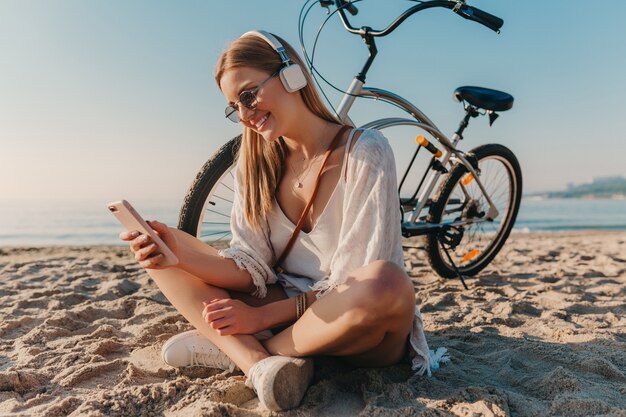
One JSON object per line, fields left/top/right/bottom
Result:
{"left": 120, "top": 31, "right": 433, "bottom": 411}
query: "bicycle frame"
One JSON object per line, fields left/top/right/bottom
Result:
{"left": 307, "top": 0, "right": 507, "bottom": 237}
{"left": 335, "top": 77, "right": 500, "bottom": 236}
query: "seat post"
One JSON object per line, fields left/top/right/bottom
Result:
{"left": 454, "top": 104, "right": 479, "bottom": 139}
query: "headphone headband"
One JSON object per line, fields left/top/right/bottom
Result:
{"left": 241, "top": 30, "right": 291, "bottom": 66}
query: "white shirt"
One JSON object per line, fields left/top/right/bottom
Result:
{"left": 265, "top": 128, "right": 355, "bottom": 295}
{"left": 219, "top": 128, "right": 433, "bottom": 375}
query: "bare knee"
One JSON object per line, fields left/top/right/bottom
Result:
{"left": 344, "top": 261, "right": 415, "bottom": 326}
{"left": 362, "top": 260, "right": 414, "bottom": 302}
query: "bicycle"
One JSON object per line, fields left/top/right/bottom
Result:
{"left": 177, "top": 0, "right": 523, "bottom": 287}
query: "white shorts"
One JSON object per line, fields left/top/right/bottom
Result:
{"left": 276, "top": 271, "right": 315, "bottom": 298}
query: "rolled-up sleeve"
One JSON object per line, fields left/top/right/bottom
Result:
{"left": 218, "top": 161, "right": 277, "bottom": 298}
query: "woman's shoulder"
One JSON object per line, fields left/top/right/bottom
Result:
{"left": 348, "top": 128, "right": 394, "bottom": 166}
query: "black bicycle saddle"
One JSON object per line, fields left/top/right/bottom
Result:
{"left": 454, "top": 86, "right": 514, "bottom": 112}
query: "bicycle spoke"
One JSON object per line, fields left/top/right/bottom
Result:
{"left": 206, "top": 208, "right": 231, "bottom": 219}
{"left": 201, "top": 229, "right": 234, "bottom": 237}
{"left": 220, "top": 182, "right": 235, "bottom": 194}
{"left": 211, "top": 193, "right": 234, "bottom": 205}
{"left": 214, "top": 231, "right": 233, "bottom": 243}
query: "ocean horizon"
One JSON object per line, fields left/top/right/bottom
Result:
{"left": 1, "top": 197, "right": 626, "bottom": 247}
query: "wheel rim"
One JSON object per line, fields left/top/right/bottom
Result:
{"left": 437, "top": 155, "right": 516, "bottom": 270}
{"left": 196, "top": 165, "right": 236, "bottom": 244}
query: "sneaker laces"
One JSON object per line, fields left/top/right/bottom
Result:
{"left": 188, "top": 344, "right": 236, "bottom": 372}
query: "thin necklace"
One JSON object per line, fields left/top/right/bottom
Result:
{"left": 289, "top": 149, "right": 323, "bottom": 189}
{"left": 287, "top": 124, "right": 339, "bottom": 189}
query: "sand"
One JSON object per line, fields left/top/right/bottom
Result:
{"left": 1, "top": 231, "right": 625, "bottom": 416}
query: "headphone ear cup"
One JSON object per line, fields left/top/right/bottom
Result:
{"left": 279, "top": 64, "right": 308, "bottom": 93}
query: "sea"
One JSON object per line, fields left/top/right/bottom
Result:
{"left": 1, "top": 197, "right": 625, "bottom": 247}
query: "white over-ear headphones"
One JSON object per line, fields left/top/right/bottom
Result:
{"left": 240, "top": 30, "right": 308, "bottom": 93}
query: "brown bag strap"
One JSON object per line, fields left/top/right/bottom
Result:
{"left": 274, "top": 125, "right": 350, "bottom": 272}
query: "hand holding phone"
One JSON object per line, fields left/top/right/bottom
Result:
{"left": 107, "top": 200, "right": 179, "bottom": 267}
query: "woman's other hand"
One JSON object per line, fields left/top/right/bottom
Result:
{"left": 119, "top": 220, "right": 178, "bottom": 269}
{"left": 202, "top": 299, "right": 265, "bottom": 336}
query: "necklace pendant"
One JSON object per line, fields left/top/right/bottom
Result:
{"left": 296, "top": 181, "right": 303, "bottom": 188}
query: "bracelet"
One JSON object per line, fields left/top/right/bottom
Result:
{"left": 295, "top": 293, "right": 307, "bottom": 320}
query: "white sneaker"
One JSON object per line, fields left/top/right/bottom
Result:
{"left": 161, "top": 330, "right": 237, "bottom": 372}
{"left": 245, "top": 355, "right": 314, "bottom": 411}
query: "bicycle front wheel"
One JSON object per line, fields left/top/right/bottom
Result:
{"left": 425, "top": 143, "right": 522, "bottom": 278}
{"left": 177, "top": 135, "right": 240, "bottom": 245}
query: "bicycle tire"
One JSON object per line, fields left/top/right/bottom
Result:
{"left": 425, "top": 143, "right": 522, "bottom": 278}
{"left": 177, "top": 135, "right": 241, "bottom": 244}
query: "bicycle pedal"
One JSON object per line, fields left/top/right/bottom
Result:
{"left": 437, "top": 226, "right": 463, "bottom": 249}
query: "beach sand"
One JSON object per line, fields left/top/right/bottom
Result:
{"left": 1, "top": 231, "right": 625, "bottom": 416}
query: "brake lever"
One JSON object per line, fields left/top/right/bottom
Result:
{"left": 319, "top": 0, "right": 333, "bottom": 13}
{"left": 344, "top": 0, "right": 359, "bottom": 16}
{"left": 334, "top": 0, "right": 358, "bottom": 16}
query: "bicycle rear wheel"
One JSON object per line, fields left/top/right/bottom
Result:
{"left": 177, "top": 135, "right": 240, "bottom": 246}
{"left": 425, "top": 143, "right": 522, "bottom": 278}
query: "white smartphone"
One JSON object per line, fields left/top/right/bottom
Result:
{"left": 107, "top": 200, "right": 179, "bottom": 267}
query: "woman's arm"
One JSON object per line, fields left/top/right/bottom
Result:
{"left": 120, "top": 221, "right": 257, "bottom": 292}
{"left": 123, "top": 157, "right": 278, "bottom": 297}
{"left": 171, "top": 227, "right": 257, "bottom": 292}
{"left": 258, "top": 291, "right": 317, "bottom": 329}
{"left": 217, "top": 162, "right": 278, "bottom": 297}
{"left": 202, "top": 291, "right": 317, "bottom": 335}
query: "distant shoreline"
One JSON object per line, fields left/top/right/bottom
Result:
{"left": 525, "top": 193, "right": 626, "bottom": 200}
{"left": 527, "top": 175, "right": 626, "bottom": 200}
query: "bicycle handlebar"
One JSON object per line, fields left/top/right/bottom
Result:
{"left": 327, "top": 0, "right": 503, "bottom": 36}
{"left": 456, "top": 4, "right": 503, "bottom": 33}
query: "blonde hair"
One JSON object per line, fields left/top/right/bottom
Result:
{"left": 215, "top": 33, "right": 339, "bottom": 231}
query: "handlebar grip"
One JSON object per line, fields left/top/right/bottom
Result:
{"left": 471, "top": 6, "right": 503, "bottom": 31}
{"left": 458, "top": 5, "right": 503, "bottom": 33}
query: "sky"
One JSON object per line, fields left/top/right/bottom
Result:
{"left": 1, "top": 0, "right": 626, "bottom": 209}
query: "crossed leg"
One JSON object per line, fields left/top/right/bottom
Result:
{"left": 264, "top": 260, "right": 416, "bottom": 367}
{"left": 145, "top": 233, "right": 416, "bottom": 373}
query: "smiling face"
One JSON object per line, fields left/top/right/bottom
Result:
{"left": 220, "top": 66, "right": 301, "bottom": 142}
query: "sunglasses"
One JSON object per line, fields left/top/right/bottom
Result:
{"left": 225, "top": 71, "right": 279, "bottom": 123}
